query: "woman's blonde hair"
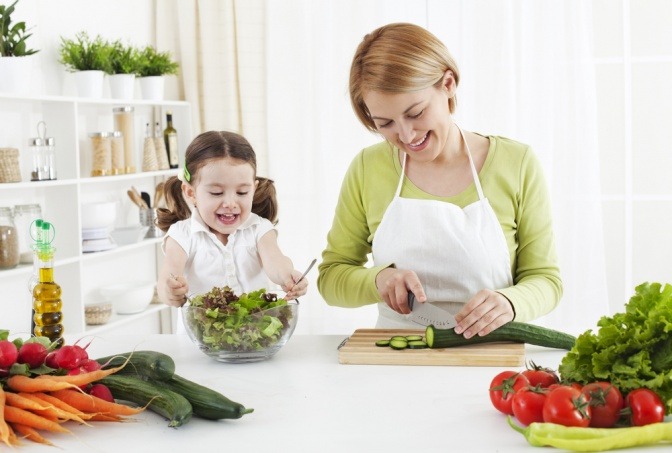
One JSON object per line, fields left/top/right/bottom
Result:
{"left": 349, "top": 22, "right": 460, "bottom": 132}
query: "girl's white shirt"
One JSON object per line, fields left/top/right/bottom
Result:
{"left": 163, "top": 209, "right": 275, "bottom": 297}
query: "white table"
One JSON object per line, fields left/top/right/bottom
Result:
{"left": 12, "top": 334, "right": 659, "bottom": 452}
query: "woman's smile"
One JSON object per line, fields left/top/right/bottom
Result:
{"left": 406, "top": 131, "right": 430, "bottom": 153}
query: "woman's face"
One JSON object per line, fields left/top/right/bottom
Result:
{"left": 363, "top": 71, "right": 456, "bottom": 163}
{"left": 183, "top": 157, "right": 257, "bottom": 239}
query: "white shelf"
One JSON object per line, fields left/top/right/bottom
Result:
{"left": 0, "top": 93, "right": 191, "bottom": 336}
{"left": 84, "top": 304, "right": 170, "bottom": 336}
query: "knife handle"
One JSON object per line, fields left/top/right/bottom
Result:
{"left": 407, "top": 292, "right": 416, "bottom": 310}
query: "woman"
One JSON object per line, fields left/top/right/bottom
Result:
{"left": 317, "top": 23, "right": 562, "bottom": 338}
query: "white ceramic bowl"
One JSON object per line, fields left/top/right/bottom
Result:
{"left": 109, "top": 225, "right": 149, "bottom": 246}
{"left": 81, "top": 201, "right": 117, "bottom": 230}
{"left": 99, "top": 281, "right": 154, "bottom": 314}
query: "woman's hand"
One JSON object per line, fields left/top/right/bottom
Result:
{"left": 375, "top": 267, "right": 427, "bottom": 314}
{"left": 454, "top": 289, "right": 514, "bottom": 338}
{"left": 164, "top": 274, "right": 190, "bottom": 307}
{"left": 281, "top": 269, "right": 309, "bottom": 300}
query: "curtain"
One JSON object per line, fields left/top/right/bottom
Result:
{"left": 155, "top": 0, "right": 269, "bottom": 174}
{"left": 265, "top": 0, "right": 608, "bottom": 335}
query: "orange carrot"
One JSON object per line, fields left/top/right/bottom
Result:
{"left": 17, "top": 393, "right": 91, "bottom": 425}
{"left": 50, "top": 389, "right": 143, "bottom": 417}
{"left": 11, "top": 422, "right": 54, "bottom": 446}
{"left": 5, "top": 422, "right": 19, "bottom": 446}
{"left": 89, "top": 413, "right": 123, "bottom": 422}
{"left": 4, "top": 391, "right": 50, "bottom": 412}
{"left": 34, "top": 364, "right": 125, "bottom": 388}
{"left": 6, "top": 374, "right": 83, "bottom": 393}
{"left": 3, "top": 405, "right": 70, "bottom": 433}
{"left": 31, "top": 392, "right": 96, "bottom": 420}
{"left": 0, "top": 386, "right": 11, "bottom": 447}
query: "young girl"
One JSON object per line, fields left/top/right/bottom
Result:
{"left": 156, "top": 130, "right": 308, "bottom": 309}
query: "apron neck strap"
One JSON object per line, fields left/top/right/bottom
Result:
{"left": 396, "top": 125, "right": 485, "bottom": 199}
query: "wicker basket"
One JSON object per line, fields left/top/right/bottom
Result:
{"left": 0, "top": 148, "right": 21, "bottom": 183}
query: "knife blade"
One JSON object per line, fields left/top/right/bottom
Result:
{"left": 407, "top": 292, "right": 458, "bottom": 330}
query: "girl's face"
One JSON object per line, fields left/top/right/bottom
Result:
{"left": 183, "top": 157, "right": 257, "bottom": 239}
{"left": 363, "top": 71, "right": 456, "bottom": 163}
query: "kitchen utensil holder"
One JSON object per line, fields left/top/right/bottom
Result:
{"left": 139, "top": 208, "right": 163, "bottom": 238}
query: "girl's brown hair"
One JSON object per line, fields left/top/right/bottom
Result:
{"left": 349, "top": 22, "right": 460, "bottom": 132}
{"left": 156, "top": 131, "right": 279, "bottom": 232}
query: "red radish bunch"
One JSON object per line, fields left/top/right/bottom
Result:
{"left": 0, "top": 339, "right": 19, "bottom": 375}
{"left": 17, "top": 342, "right": 49, "bottom": 368}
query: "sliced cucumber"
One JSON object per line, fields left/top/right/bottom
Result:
{"left": 375, "top": 339, "right": 391, "bottom": 347}
{"left": 407, "top": 340, "right": 428, "bottom": 349}
{"left": 389, "top": 338, "right": 408, "bottom": 350}
{"left": 405, "top": 335, "right": 423, "bottom": 342}
{"left": 390, "top": 336, "right": 408, "bottom": 342}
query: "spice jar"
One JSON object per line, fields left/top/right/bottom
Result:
{"left": 0, "top": 207, "right": 19, "bottom": 269}
{"left": 89, "top": 132, "right": 112, "bottom": 176}
{"left": 29, "top": 121, "right": 57, "bottom": 181}
{"left": 142, "top": 123, "right": 159, "bottom": 172}
{"left": 110, "top": 131, "right": 124, "bottom": 175}
{"left": 13, "top": 204, "right": 41, "bottom": 264}
{"left": 113, "top": 106, "right": 135, "bottom": 174}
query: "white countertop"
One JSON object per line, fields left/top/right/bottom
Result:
{"left": 13, "top": 334, "right": 662, "bottom": 452}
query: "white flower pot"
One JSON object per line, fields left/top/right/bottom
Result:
{"left": 138, "top": 76, "right": 165, "bottom": 101}
{"left": 0, "top": 55, "right": 34, "bottom": 95}
{"left": 74, "top": 70, "right": 105, "bottom": 98}
{"left": 108, "top": 73, "right": 136, "bottom": 99}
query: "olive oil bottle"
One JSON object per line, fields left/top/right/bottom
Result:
{"left": 164, "top": 111, "right": 179, "bottom": 169}
{"left": 31, "top": 220, "right": 63, "bottom": 347}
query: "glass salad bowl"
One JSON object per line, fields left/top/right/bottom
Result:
{"left": 182, "top": 287, "right": 299, "bottom": 363}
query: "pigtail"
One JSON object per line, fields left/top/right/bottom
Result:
{"left": 156, "top": 176, "right": 192, "bottom": 232}
{"left": 253, "top": 177, "right": 279, "bottom": 225}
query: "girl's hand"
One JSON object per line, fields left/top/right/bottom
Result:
{"left": 454, "top": 289, "right": 514, "bottom": 338}
{"left": 282, "top": 269, "right": 309, "bottom": 300}
{"left": 165, "top": 274, "right": 190, "bottom": 307}
{"left": 375, "top": 267, "right": 426, "bottom": 314}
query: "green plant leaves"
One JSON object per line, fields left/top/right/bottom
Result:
{"left": 0, "top": 0, "right": 39, "bottom": 57}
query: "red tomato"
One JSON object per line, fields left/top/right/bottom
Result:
{"left": 521, "top": 362, "right": 559, "bottom": 388}
{"left": 512, "top": 386, "right": 547, "bottom": 426}
{"left": 489, "top": 371, "right": 530, "bottom": 415}
{"left": 581, "top": 382, "right": 624, "bottom": 428}
{"left": 626, "top": 388, "right": 665, "bottom": 426}
{"left": 543, "top": 386, "right": 592, "bottom": 427}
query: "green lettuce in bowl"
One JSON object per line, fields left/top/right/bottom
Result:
{"left": 183, "top": 286, "right": 298, "bottom": 363}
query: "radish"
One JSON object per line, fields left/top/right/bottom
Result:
{"left": 79, "top": 358, "right": 102, "bottom": 372}
{"left": 45, "top": 351, "right": 59, "bottom": 368}
{"left": 53, "top": 344, "right": 89, "bottom": 370}
{"left": 89, "top": 383, "right": 115, "bottom": 403}
{"left": 0, "top": 339, "right": 18, "bottom": 368}
{"left": 17, "top": 342, "right": 48, "bottom": 368}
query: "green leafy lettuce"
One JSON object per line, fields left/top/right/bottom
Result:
{"left": 558, "top": 282, "right": 672, "bottom": 414}
{"left": 185, "top": 286, "right": 293, "bottom": 352}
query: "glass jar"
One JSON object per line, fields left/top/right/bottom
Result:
{"left": 13, "top": 204, "right": 42, "bottom": 264}
{"left": 0, "top": 207, "right": 19, "bottom": 269}
{"left": 89, "top": 132, "right": 112, "bottom": 176}
{"left": 110, "top": 131, "right": 125, "bottom": 175}
{"left": 113, "top": 106, "right": 135, "bottom": 174}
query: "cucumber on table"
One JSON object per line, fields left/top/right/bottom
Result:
{"left": 425, "top": 321, "right": 576, "bottom": 350}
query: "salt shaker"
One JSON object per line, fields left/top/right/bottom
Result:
{"left": 30, "top": 121, "right": 57, "bottom": 181}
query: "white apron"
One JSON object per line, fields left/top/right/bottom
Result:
{"left": 371, "top": 127, "right": 513, "bottom": 328}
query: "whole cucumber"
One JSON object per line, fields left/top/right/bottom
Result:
{"left": 101, "top": 374, "right": 192, "bottom": 427}
{"left": 156, "top": 374, "right": 254, "bottom": 420}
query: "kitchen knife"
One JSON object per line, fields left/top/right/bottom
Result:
{"left": 407, "top": 292, "right": 458, "bottom": 330}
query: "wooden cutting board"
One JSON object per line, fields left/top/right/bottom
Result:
{"left": 338, "top": 329, "right": 525, "bottom": 366}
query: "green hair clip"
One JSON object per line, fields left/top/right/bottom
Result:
{"left": 183, "top": 164, "right": 191, "bottom": 182}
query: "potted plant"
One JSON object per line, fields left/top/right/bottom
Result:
{"left": 136, "top": 45, "right": 179, "bottom": 101}
{"left": 58, "top": 31, "right": 112, "bottom": 98}
{"left": 107, "top": 40, "right": 141, "bottom": 99}
{"left": 0, "top": 0, "right": 39, "bottom": 94}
